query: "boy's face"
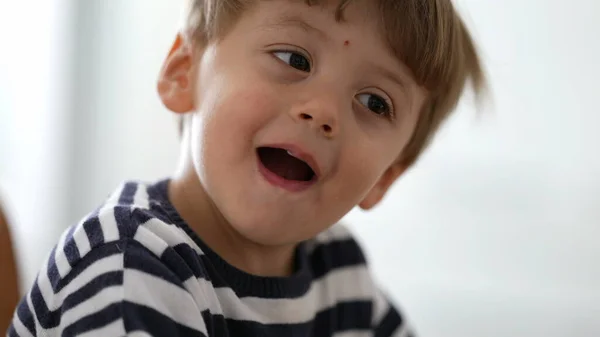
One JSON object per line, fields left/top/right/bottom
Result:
{"left": 159, "top": 0, "right": 426, "bottom": 245}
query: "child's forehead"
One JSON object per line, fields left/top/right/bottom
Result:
{"left": 257, "top": 0, "right": 380, "bottom": 25}
{"left": 248, "top": 1, "right": 410, "bottom": 75}
{"left": 250, "top": 0, "right": 387, "bottom": 46}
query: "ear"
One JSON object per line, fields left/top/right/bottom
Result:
{"left": 359, "top": 161, "right": 407, "bottom": 210}
{"left": 157, "top": 34, "right": 195, "bottom": 113}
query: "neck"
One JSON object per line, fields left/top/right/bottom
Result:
{"left": 169, "top": 143, "right": 297, "bottom": 277}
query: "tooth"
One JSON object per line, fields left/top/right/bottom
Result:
{"left": 287, "top": 150, "right": 306, "bottom": 164}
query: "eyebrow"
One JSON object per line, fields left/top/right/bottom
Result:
{"left": 263, "top": 15, "right": 331, "bottom": 42}
{"left": 372, "top": 63, "right": 409, "bottom": 93}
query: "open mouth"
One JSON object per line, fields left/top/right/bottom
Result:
{"left": 257, "top": 147, "right": 316, "bottom": 182}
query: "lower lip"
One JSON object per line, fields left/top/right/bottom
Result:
{"left": 257, "top": 158, "right": 316, "bottom": 193}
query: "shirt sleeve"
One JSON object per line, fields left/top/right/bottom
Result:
{"left": 372, "top": 287, "right": 416, "bottom": 337}
{"left": 8, "top": 239, "right": 208, "bottom": 337}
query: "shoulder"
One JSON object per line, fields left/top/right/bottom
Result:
{"left": 11, "top": 180, "right": 212, "bottom": 336}
{"left": 13, "top": 236, "right": 209, "bottom": 336}
{"left": 58, "top": 180, "right": 198, "bottom": 271}
{"left": 45, "top": 180, "right": 210, "bottom": 302}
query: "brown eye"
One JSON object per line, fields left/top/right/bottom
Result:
{"left": 357, "top": 93, "right": 392, "bottom": 116}
{"left": 273, "top": 51, "right": 311, "bottom": 72}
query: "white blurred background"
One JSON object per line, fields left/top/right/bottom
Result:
{"left": 1, "top": 0, "right": 599, "bottom": 336}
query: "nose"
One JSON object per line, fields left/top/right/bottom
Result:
{"left": 292, "top": 94, "right": 341, "bottom": 139}
{"left": 297, "top": 112, "right": 335, "bottom": 137}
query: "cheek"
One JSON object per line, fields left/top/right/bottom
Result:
{"left": 198, "top": 76, "right": 275, "bottom": 131}
{"left": 334, "top": 136, "right": 401, "bottom": 200}
{"left": 334, "top": 149, "right": 384, "bottom": 199}
{"left": 191, "top": 71, "right": 284, "bottom": 171}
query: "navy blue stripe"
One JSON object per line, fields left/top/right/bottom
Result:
{"left": 160, "top": 248, "right": 193, "bottom": 282}
{"left": 123, "top": 241, "right": 186, "bottom": 290}
{"left": 46, "top": 246, "right": 61, "bottom": 292}
{"left": 200, "top": 310, "right": 224, "bottom": 337}
{"left": 374, "top": 306, "right": 404, "bottom": 337}
{"left": 310, "top": 238, "right": 366, "bottom": 279}
{"left": 198, "top": 253, "right": 310, "bottom": 299}
{"left": 62, "top": 271, "right": 123, "bottom": 312}
{"left": 62, "top": 302, "right": 122, "bottom": 336}
{"left": 169, "top": 242, "right": 310, "bottom": 299}
{"left": 203, "top": 300, "right": 372, "bottom": 337}
{"left": 147, "top": 179, "right": 169, "bottom": 203}
{"left": 225, "top": 318, "right": 311, "bottom": 337}
{"left": 122, "top": 301, "right": 207, "bottom": 337}
{"left": 195, "top": 254, "right": 231, "bottom": 289}
{"left": 172, "top": 244, "right": 210, "bottom": 280}
{"left": 54, "top": 241, "right": 124, "bottom": 293}
{"left": 15, "top": 298, "right": 36, "bottom": 335}
{"left": 148, "top": 202, "right": 178, "bottom": 224}
{"left": 31, "top": 271, "right": 123, "bottom": 330}
{"left": 63, "top": 225, "right": 81, "bottom": 267}
{"left": 31, "top": 281, "right": 60, "bottom": 329}
{"left": 132, "top": 206, "right": 158, "bottom": 224}
{"left": 313, "top": 300, "right": 373, "bottom": 334}
{"left": 118, "top": 182, "right": 138, "bottom": 205}
{"left": 32, "top": 255, "right": 124, "bottom": 329}
{"left": 143, "top": 179, "right": 181, "bottom": 224}
{"left": 83, "top": 214, "right": 104, "bottom": 248}
{"left": 114, "top": 205, "right": 138, "bottom": 238}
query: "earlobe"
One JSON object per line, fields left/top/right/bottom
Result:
{"left": 358, "top": 162, "right": 407, "bottom": 210}
{"left": 157, "top": 34, "right": 195, "bottom": 114}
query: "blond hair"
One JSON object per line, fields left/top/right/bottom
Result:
{"left": 181, "top": 0, "right": 485, "bottom": 166}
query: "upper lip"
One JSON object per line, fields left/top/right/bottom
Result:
{"left": 259, "top": 143, "right": 322, "bottom": 178}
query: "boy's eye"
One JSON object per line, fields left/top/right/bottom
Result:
{"left": 357, "top": 93, "right": 392, "bottom": 117}
{"left": 273, "top": 51, "right": 311, "bottom": 72}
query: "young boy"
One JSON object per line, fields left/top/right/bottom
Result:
{"left": 9, "top": 0, "right": 484, "bottom": 336}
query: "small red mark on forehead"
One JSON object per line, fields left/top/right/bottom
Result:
{"left": 344, "top": 40, "right": 350, "bottom": 46}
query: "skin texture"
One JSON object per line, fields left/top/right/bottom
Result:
{"left": 158, "top": 0, "right": 426, "bottom": 277}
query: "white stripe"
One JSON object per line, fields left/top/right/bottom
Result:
{"left": 189, "top": 265, "right": 372, "bottom": 324}
{"left": 73, "top": 219, "right": 92, "bottom": 257}
{"left": 99, "top": 207, "right": 120, "bottom": 242}
{"left": 11, "top": 309, "right": 35, "bottom": 337}
{"left": 54, "top": 227, "right": 71, "bottom": 277}
{"left": 183, "top": 276, "right": 223, "bottom": 314}
{"left": 142, "top": 218, "right": 203, "bottom": 254}
{"left": 106, "top": 183, "right": 126, "bottom": 204}
{"left": 124, "top": 269, "right": 208, "bottom": 335}
{"left": 133, "top": 225, "right": 169, "bottom": 257}
{"left": 77, "top": 318, "right": 125, "bottom": 337}
{"left": 61, "top": 286, "right": 122, "bottom": 328}
{"left": 38, "top": 254, "right": 123, "bottom": 311}
{"left": 372, "top": 287, "right": 390, "bottom": 325}
{"left": 333, "top": 331, "right": 371, "bottom": 337}
{"left": 128, "top": 331, "right": 153, "bottom": 337}
{"left": 229, "top": 266, "right": 372, "bottom": 323}
{"left": 132, "top": 183, "right": 150, "bottom": 209}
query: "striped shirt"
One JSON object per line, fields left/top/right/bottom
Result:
{"left": 8, "top": 179, "right": 414, "bottom": 337}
